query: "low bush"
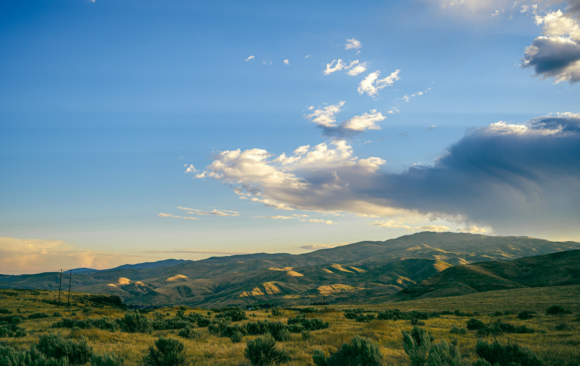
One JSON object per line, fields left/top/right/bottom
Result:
{"left": 466, "top": 318, "right": 486, "bottom": 331}
{"left": 546, "top": 305, "right": 572, "bottom": 315}
{"left": 52, "top": 317, "right": 119, "bottom": 332}
{"left": 177, "top": 325, "right": 197, "bottom": 339}
{"left": 152, "top": 318, "right": 191, "bottom": 331}
{"left": 245, "top": 321, "right": 272, "bottom": 336}
{"left": 53, "top": 312, "right": 63, "bottom": 318}
{"left": 271, "top": 307, "right": 282, "bottom": 317}
{"left": 299, "top": 307, "right": 319, "bottom": 314}
{"left": 376, "top": 309, "right": 435, "bottom": 321}
{"left": 402, "top": 327, "right": 462, "bottom": 366}
{"left": 490, "top": 311, "right": 503, "bottom": 317}
{"left": 0, "top": 309, "right": 11, "bottom": 314}
{"left": 450, "top": 326, "right": 467, "bottom": 335}
{"left": 343, "top": 309, "right": 364, "bottom": 320}
{"left": 555, "top": 323, "right": 569, "bottom": 331}
{"left": 37, "top": 333, "right": 93, "bottom": 365}
{"left": 313, "top": 336, "right": 382, "bottom": 366}
{"left": 0, "top": 345, "right": 68, "bottom": 366}
{"left": 214, "top": 307, "right": 247, "bottom": 322}
{"left": 402, "top": 327, "right": 434, "bottom": 366}
{"left": 196, "top": 317, "right": 211, "bottom": 327}
{"left": 143, "top": 337, "right": 186, "bottom": 366}
{"left": 302, "top": 331, "right": 312, "bottom": 340}
{"left": 268, "top": 322, "right": 291, "bottom": 342}
{"left": 476, "top": 321, "right": 535, "bottom": 336}
{"left": 356, "top": 314, "right": 376, "bottom": 323}
{"left": 116, "top": 311, "right": 152, "bottom": 333}
{"left": 411, "top": 318, "right": 425, "bottom": 326}
{"left": 0, "top": 323, "right": 27, "bottom": 338}
{"left": 244, "top": 335, "right": 290, "bottom": 366}
{"left": 475, "top": 340, "right": 543, "bottom": 366}
{"left": 287, "top": 315, "right": 329, "bottom": 331}
{"left": 230, "top": 331, "right": 243, "bottom": 343}
{"left": 90, "top": 353, "right": 125, "bottom": 366}
{"left": 517, "top": 311, "right": 535, "bottom": 320}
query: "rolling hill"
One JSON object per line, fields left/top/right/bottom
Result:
{"left": 396, "top": 249, "right": 580, "bottom": 301}
{"left": 1, "top": 232, "right": 579, "bottom": 307}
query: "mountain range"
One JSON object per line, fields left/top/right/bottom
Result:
{"left": 1, "top": 232, "right": 579, "bottom": 307}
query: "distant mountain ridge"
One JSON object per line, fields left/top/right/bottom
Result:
{"left": 1, "top": 232, "right": 579, "bottom": 307}
{"left": 68, "top": 259, "right": 193, "bottom": 275}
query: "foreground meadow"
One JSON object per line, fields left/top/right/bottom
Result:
{"left": 1, "top": 286, "right": 579, "bottom": 365}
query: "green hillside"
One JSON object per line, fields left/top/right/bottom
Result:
{"left": 397, "top": 249, "right": 580, "bottom": 301}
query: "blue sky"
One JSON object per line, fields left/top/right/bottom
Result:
{"left": 1, "top": 0, "right": 579, "bottom": 274}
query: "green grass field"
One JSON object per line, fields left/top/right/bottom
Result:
{"left": 1, "top": 286, "right": 579, "bottom": 365}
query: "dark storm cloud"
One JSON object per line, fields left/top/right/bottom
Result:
{"left": 523, "top": 36, "right": 580, "bottom": 83}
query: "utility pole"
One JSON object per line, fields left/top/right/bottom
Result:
{"left": 58, "top": 270, "right": 63, "bottom": 308}
{"left": 67, "top": 270, "right": 72, "bottom": 308}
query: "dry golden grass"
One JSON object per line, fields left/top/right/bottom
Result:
{"left": 1, "top": 287, "right": 579, "bottom": 366}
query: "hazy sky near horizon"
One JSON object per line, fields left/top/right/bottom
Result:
{"left": 1, "top": 0, "right": 580, "bottom": 274}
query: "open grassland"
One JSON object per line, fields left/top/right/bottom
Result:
{"left": 1, "top": 287, "right": 579, "bottom": 365}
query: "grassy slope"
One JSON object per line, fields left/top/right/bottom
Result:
{"left": 397, "top": 249, "right": 580, "bottom": 301}
{"left": 1, "top": 287, "right": 579, "bottom": 366}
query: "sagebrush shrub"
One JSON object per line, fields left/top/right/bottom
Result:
{"left": 143, "top": 337, "right": 186, "bottom": 366}
{"left": 196, "top": 317, "right": 211, "bottom": 327}
{"left": 177, "top": 325, "right": 197, "bottom": 339}
{"left": 555, "top": 323, "right": 569, "bottom": 331}
{"left": 271, "top": 308, "right": 282, "bottom": 317}
{"left": 475, "top": 340, "right": 543, "bottom": 366}
{"left": 244, "top": 335, "right": 290, "bottom": 366}
{"left": 313, "top": 336, "right": 383, "bottom": 366}
{"left": 215, "top": 307, "right": 247, "bottom": 322}
{"left": 466, "top": 318, "right": 485, "bottom": 331}
{"left": 546, "top": 305, "right": 571, "bottom": 315}
{"left": 402, "top": 327, "right": 433, "bottom": 366}
{"left": 90, "top": 353, "right": 125, "bottom": 366}
{"left": 426, "top": 338, "right": 462, "bottom": 366}
{"left": 0, "top": 345, "right": 69, "bottom": 366}
{"left": 37, "top": 333, "right": 93, "bottom": 365}
{"left": 116, "top": 311, "right": 152, "bottom": 333}
{"left": 230, "top": 331, "right": 243, "bottom": 343}
{"left": 517, "top": 311, "right": 535, "bottom": 320}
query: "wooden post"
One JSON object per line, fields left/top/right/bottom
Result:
{"left": 58, "top": 269, "right": 63, "bottom": 308}
{"left": 67, "top": 270, "right": 72, "bottom": 308}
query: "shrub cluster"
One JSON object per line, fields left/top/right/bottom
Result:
{"left": 177, "top": 325, "right": 197, "bottom": 339}
{"left": 376, "top": 309, "right": 437, "bottom": 321}
{"left": 475, "top": 321, "right": 535, "bottom": 337}
{"left": 546, "top": 305, "right": 572, "bottom": 315}
{"left": 244, "top": 335, "right": 289, "bottom": 366}
{"left": 52, "top": 317, "right": 120, "bottom": 331}
{"left": 37, "top": 333, "right": 93, "bottom": 365}
{"left": 0, "top": 345, "right": 68, "bottom": 366}
{"left": 402, "top": 327, "right": 462, "bottom": 366}
{"left": 0, "top": 316, "right": 26, "bottom": 338}
{"left": 313, "top": 336, "right": 383, "bottom": 366}
{"left": 475, "top": 340, "right": 543, "bottom": 366}
{"left": 143, "top": 337, "right": 186, "bottom": 366}
{"left": 287, "top": 315, "right": 329, "bottom": 331}
{"left": 213, "top": 307, "right": 248, "bottom": 322}
{"left": 343, "top": 308, "right": 364, "bottom": 320}
{"left": 0, "top": 309, "right": 12, "bottom": 314}
{"left": 517, "top": 311, "right": 535, "bottom": 320}
{"left": 116, "top": 311, "right": 152, "bottom": 333}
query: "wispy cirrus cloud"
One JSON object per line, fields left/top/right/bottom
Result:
{"left": 245, "top": 55, "right": 255, "bottom": 61}
{"left": 177, "top": 207, "right": 240, "bottom": 217}
{"left": 157, "top": 213, "right": 199, "bottom": 220}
